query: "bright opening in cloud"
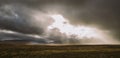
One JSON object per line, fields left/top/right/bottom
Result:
{"left": 48, "top": 14, "right": 102, "bottom": 39}
{"left": 46, "top": 14, "right": 119, "bottom": 44}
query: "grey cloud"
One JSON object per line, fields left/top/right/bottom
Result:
{"left": 0, "top": 0, "right": 120, "bottom": 44}
{"left": 0, "top": 31, "right": 48, "bottom": 44}
{"left": 0, "top": 4, "right": 44, "bottom": 34}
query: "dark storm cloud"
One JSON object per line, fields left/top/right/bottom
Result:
{"left": 86, "top": 0, "right": 120, "bottom": 38}
{"left": 0, "top": 4, "right": 44, "bottom": 34}
{"left": 74, "top": 0, "right": 120, "bottom": 39}
{"left": 0, "top": 30, "right": 76, "bottom": 44}
{"left": 0, "top": 0, "right": 88, "bottom": 34}
{"left": 0, "top": 31, "right": 48, "bottom": 44}
{"left": 0, "top": 0, "right": 120, "bottom": 44}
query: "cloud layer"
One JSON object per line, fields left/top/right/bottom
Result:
{"left": 0, "top": 0, "right": 120, "bottom": 44}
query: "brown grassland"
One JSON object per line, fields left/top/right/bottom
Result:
{"left": 0, "top": 44, "right": 120, "bottom": 58}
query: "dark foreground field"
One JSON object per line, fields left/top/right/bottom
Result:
{"left": 0, "top": 44, "right": 120, "bottom": 58}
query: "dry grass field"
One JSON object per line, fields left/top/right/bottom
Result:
{"left": 0, "top": 44, "right": 120, "bottom": 58}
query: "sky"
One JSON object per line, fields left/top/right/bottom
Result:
{"left": 0, "top": 0, "right": 120, "bottom": 45}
